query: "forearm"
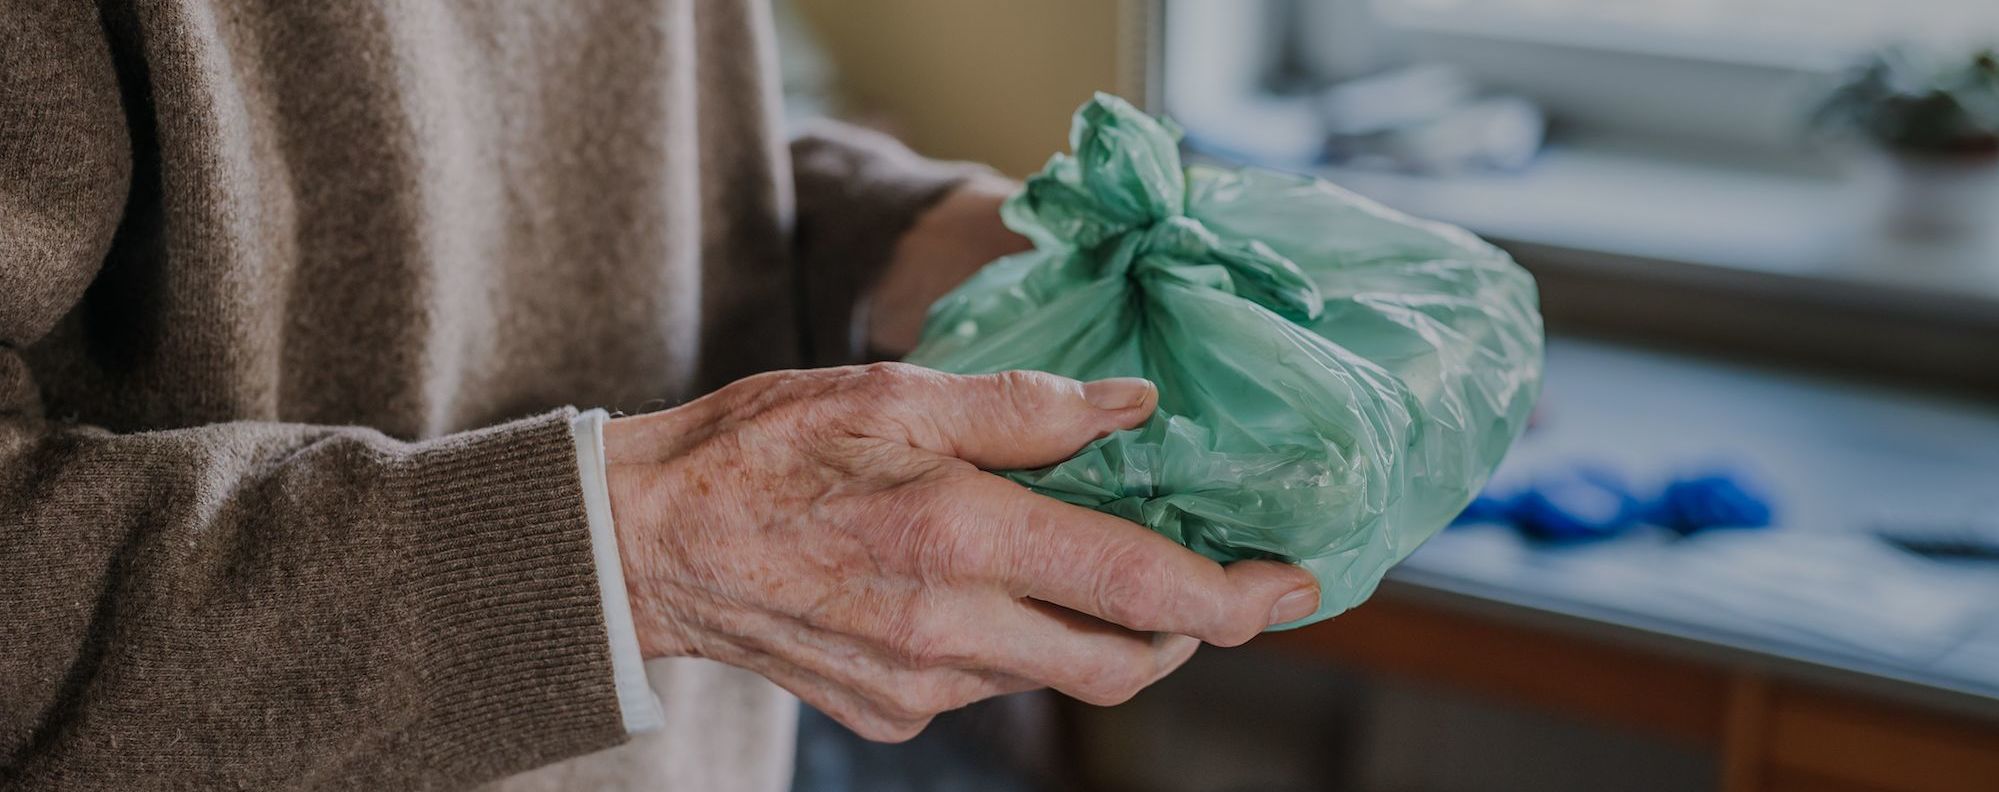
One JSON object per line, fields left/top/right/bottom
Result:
{"left": 867, "top": 175, "right": 1030, "bottom": 356}
{"left": 1, "top": 411, "right": 625, "bottom": 789}
{"left": 788, "top": 120, "right": 997, "bottom": 365}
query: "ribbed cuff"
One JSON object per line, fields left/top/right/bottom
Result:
{"left": 392, "top": 409, "right": 627, "bottom": 778}
{"left": 790, "top": 120, "right": 997, "bottom": 366}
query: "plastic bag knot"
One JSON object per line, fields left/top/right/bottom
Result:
{"left": 1128, "top": 216, "right": 1324, "bottom": 323}
{"left": 1010, "top": 94, "right": 1324, "bottom": 323}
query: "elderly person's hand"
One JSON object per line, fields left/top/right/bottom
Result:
{"left": 604, "top": 364, "right": 1320, "bottom": 742}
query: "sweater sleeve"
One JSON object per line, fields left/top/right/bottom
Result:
{"left": 0, "top": 4, "right": 625, "bottom": 788}
{"left": 788, "top": 119, "right": 995, "bottom": 365}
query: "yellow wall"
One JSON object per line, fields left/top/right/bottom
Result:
{"left": 791, "top": 0, "right": 1131, "bottom": 177}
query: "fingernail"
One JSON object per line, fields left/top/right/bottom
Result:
{"left": 1082, "top": 377, "right": 1154, "bottom": 411}
{"left": 1268, "top": 587, "right": 1319, "bottom": 626}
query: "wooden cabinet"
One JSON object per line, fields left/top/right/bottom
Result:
{"left": 1261, "top": 594, "right": 1999, "bottom": 792}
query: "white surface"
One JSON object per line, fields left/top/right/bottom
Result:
{"left": 1377, "top": 0, "right": 1999, "bottom": 70}
{"left": 1398, "top": 338, "right": 1999, "bottom": 701}
{"left": 1314, "top": 143, "right": 1999, "bottom": 309}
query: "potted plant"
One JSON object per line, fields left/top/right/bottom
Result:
{"left": 1813, "top": 47, "right": 1999, "bottom": 239}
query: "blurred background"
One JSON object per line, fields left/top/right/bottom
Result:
{"left": 781, "top": 2, "right": 1999, "bottom": 791}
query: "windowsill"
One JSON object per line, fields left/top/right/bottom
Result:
{"left": 1182, "top": 138, "right": 1999, "bottom": 394}
{"left": 1308, "top": 141, "right": 1999, "bottom": 323}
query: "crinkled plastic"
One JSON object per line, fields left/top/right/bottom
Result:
{"left": 905, "top": 94, "right": 1544, "bottom": 627}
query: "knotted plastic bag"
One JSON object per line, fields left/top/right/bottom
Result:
{"left": 905, "top": 94, "right": 1543, "bottom": 627}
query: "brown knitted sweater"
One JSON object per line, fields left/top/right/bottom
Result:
{"left": 0, "top": 1, "right": 975, "bottom": 789}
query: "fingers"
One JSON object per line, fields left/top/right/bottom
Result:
{"left": 794, "top": 592, "right": 1195, "bottom": 718}
{"left": 859, "top": 587, "right": 1200, "bottom": 706}
{"left": 726, "top": 608, "right": 1041, "bottom": 744}
{"left": 960, "top": 474, "right": 1321, "bottom": 645}
{"left": 745, "top": 655, "right": 935, "bottom": 744}
{"left": 747, "top": 586, "right": 1197, "bottom": 733}
{"left": 855, "top": 366, "right": 1321, "bottom": 642}
{"left": 854, "top": 363, "right": 1157, "bottom": 470}
{"left": 751, "top": 650, "right": 1037, "bottom": 744}
{"left": 972, "top": 598, "right": 1201, "bottom": 706}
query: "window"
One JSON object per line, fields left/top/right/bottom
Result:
{"left": 1156, "top": 0, "right": 1999, "bottom": 390}
{"left": 1379, "top": 0, "right": 1999, "bottom": 69}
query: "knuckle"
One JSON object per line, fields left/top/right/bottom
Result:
{"left": 853, "top": 361, "right": 926, "bottom": 395}
{"left": 872, "top": 717, "right": 931, "bottom": 744}
{"left": 1207, "top": 620, "right": 1262, "bottom": 648}
{"left": 891, "top": 633, "right": 950, "bottom": 668}
{"left": 909, "top": 520, "right": 975, "bottom": 583}
{"left": 851, "top": 715, "right": 927, "bottom": 744}
{"left": 923, "top": 455, "right": 986, "bottom": 483}
{"left": 905, "top": 457, "right": 984, "bottom": 500}
{"left": 1157, "top": 635, "right": 1202, "bottom": 673}
{"left": 1091, "top": 549, "right": 1174, "bottom": 629}
{"left": 1206, "top": 599, "right": 1270, "bottom": 647}
{"left": 876, "top": 471, "right": 946, "bottom": 526}
{"left": 883, "top": 684, "right": 950, "bottom": 722}
{"left": 989, "top": 369, "right": 1068, "bottom": 414}
{"left": 1073, "top": 666, "right": 1150, "bottom": 707}
{"left": 880, "top": 604, "right": 957, "bottom": 668}
{"left": 823, "top": 363, "right": 916, "bottom": 424}
{"left": 886, "top": 469, "right": 995, "bottom": 579}
{"left": 836, "top": 363, "right": 950, "bottom": 441}
{"left": 812, "top": 696, "right": 900, "bottom": 742}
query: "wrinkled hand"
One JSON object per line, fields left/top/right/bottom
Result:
{"left": 604, "top": 364, "right": 1320, "bottom": 741}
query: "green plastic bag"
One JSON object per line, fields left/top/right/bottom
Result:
{"left": 905, "top": 94, "right": 1543, "bottom": 627}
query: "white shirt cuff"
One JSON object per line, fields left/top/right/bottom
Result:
{"left": 571, "top": 408, "right": 665, "bottom": 734}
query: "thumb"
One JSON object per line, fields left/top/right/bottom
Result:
{"left": 898, "top": 369, "right": 1156, "bottom": 470}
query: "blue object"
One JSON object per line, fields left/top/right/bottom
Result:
{"left": 1507, "top": 467, "right": 1645, "bottom": 543}
{"left": 1454, "top": 493, "right": 1513, "bottom": 525}
{"left": 1645, "top": 474, "right": 1775, "bottom": 536}
{"left": 1454, "top": 467, "right": 1775, "bottom": 543}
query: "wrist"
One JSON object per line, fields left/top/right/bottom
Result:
{"left": 602, "top": 411, "right": 703, "bottom": 660}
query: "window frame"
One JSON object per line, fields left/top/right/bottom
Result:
{"left": 1151, "top": 0, "right": 1999, "bottom": 396}
{"left": 1293, "top": 0, "right": 1837, "bottom": 154}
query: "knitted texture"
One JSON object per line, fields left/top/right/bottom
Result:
{"left": 0, "top": 0, "right": 967, "bottom": 788}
